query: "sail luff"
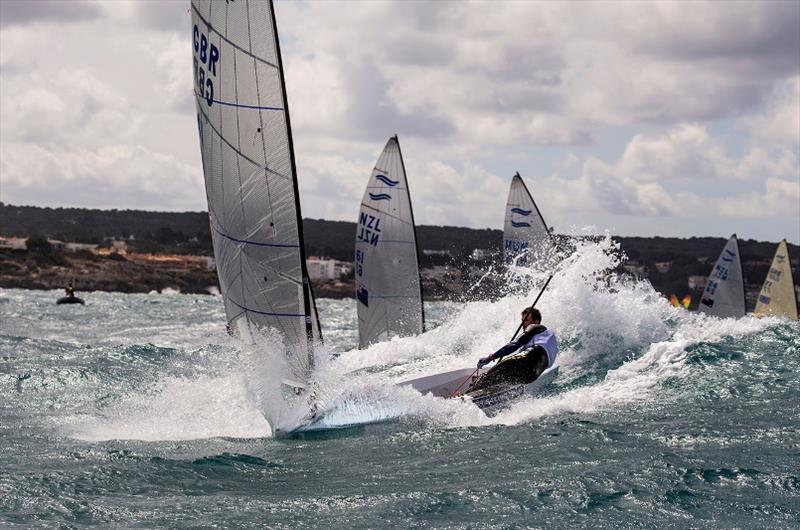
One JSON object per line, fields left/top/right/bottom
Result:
{"left": 698, "top": 234, "right": 746, "bottom": 318}
{"left": 503, "top": 173, "right": 554, "bottom": 267}
{"left": 191, "top": 0, "right": 320, "bottom": 379}
{"left": 269, "top": 0, "right": 320, "bottom": 356}
{"left": 355, "top": 136, "right": 424, "bottom": 348}
{"left": 394, "top": 135, "right": 425, "bottom": 332}
{"left": 514, "top": 172, "right": 553, "bottom": 244}
{"left": 754, "top": 239, "right": 798, "bottom": 319}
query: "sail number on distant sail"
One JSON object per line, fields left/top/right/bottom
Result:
{"left": 193, "top": 25, "right": 219, "bottom": 107}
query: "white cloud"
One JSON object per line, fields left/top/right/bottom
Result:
{"left": 741, "top": 76, "right": 800, "bottom": 145}
{"left": 0, "top": 142, "right": 203, "bottom": 210}
{"left": 716, "top": 178, "right": 800, "bottom": 219}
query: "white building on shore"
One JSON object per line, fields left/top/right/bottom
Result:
{"left": 307, "top": 257, "right": 352, "bottom": 280}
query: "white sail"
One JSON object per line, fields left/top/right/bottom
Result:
{"left": 191, "top": 0, "right": 320, "bottom": 377}
{"left": 754, "top": 239, "right": 798, "bottom": 319}
{"left": 698, "top": 234, "right": 746, "bottom": 318}
{"left": 355, "top": 136, "right": 424, "bottom": 348}
{"left": 503, "top": 173, "right": 553, "bottom": 267}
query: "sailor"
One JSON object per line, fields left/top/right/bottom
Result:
{"left": 475, "top": 307, "right": 557, "bottom": 386}
{"left": 65, "top": 280, "right": 75, "bottom": 298}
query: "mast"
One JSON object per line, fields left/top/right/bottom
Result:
{"left": 395, "top": 134, "right": 426, "bottom": 331}
{"left": 514, "top": 171, "right": 554, "bottom": 243}
{"left": 269, "top": 0, "right": 318, "bottom": 360}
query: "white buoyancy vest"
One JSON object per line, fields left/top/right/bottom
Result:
{"left": 522, "top": 327, "right": 558, "bottom": 367}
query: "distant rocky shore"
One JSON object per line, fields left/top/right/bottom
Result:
{"left": 0, "top": 248, "right": 465, "bottom": 301}
{"left": 0, "top": 249, "right": 219, "bottom": 295}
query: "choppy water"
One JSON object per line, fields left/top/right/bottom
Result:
{"left": 1, "top": 238, "right": 799, "bottom": 528}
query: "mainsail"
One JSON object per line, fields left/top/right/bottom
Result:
{"left": 698, "top": 234, "right": 746, "bottom": 318}
{"left": 191, "top": 0, "right": 320, "bottom": 375}
{"left": 503, "top": 173, "right": 553, "bottom": 267}
{"left": 355, "top": 136, "right": 424, "bottom": 348}
{"left": 754, "top": 239, "right": 798, "bottom": 319}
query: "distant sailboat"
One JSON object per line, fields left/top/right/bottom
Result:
{"left": 503, "top": 173, "right": 554, "bottom": 267}
{"left": 669, "top": 294, "right": 691, "bottom": 309}
{"left": 192, "top": 0, "right": 321, "bottom": 384}
{"left": 355, "top": 136, "right": 424, "bottom": 348}
{"left": 698, "top": 234, "right": 746, "bottom": 318}
{"left": 754, "top": 239, "right": 798, "bottom": 319}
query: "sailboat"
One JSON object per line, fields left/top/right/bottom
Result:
{"left": 754, "top": 239, "right": 798, "bottom": 319}
{"left": 698, "top": 234, "right": 746, "bottom": 318}
{"left": 503, "top": 173, "right": 554, "bottom": 268}
{"left": 355, "top": 136, "right": 424, "bottom": 348}
{"left": 191, "top": 0, "right": 321, "bottom": 391}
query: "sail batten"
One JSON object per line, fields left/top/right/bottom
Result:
{"left": 698, "top": 234, "right": 746, "bottom": 318}
{"left": 355, "top": 136, "right": 424, "bottom": 348}
{"left": 192, "top": 0, "right": 320, "bottom": 377}
{"left": 754, "top": 239, "right": 798, "bottom": 319}
{"left": 503, "top": 173, "right": 553, "bottom": 268}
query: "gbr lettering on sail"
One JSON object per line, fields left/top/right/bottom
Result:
{"left": 192, "top": 25, "right": 219, "bottom": 107}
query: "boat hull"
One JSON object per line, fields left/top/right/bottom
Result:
{"left": 465, "top": 364, "right": 559, "bottom": 413}
{"left": 56, "top": 296, "right": 85, "bottom": 305}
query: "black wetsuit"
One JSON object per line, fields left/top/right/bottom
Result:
{"left": 469, "top": 325, "right": 550, "bottom": 391}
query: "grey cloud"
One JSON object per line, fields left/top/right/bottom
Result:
{"left": 632, "top": 2, "right": 800, "bottom": 76}
{"left": 338, "top": 59, "right": 456, "bottom": 141}
{"left": 0, "top": 0, "right": 101, "bottom": 27}
{"left": 133, "top": 2, "right": 188, "bottom": 33}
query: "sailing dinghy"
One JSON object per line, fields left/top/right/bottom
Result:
{"left": 401, "top": 362, "right": 558, "bottom": 413}
{"left": 503, "top": 173, "right": 554, "bottom": 268}
{"left": 192, "top": 0, "right": 321, "bottom": 411}
{"left": 754, "top": 239, "right": 798, "bottom": 319}
{"left": 355, "top": 136, "right": 425, "bottom": 348}
{"left": 698, "top": 234, "right": 746, "bottom": 318}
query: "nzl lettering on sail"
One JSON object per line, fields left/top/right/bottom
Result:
{"left": 357, "top": 211, "right": 382, "bottom": 246}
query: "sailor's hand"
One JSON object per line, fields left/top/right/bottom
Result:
{"left": 477, "top": 356, "right": 493, "bottom": 369}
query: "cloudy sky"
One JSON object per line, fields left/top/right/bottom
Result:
{"left": 1, "top": 0, "right": 798, "bottom": 242}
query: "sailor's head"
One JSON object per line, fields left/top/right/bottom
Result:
{"left": 521, "top": 307, "right": 541, "bottom": 325}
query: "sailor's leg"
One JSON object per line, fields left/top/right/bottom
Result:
{"left": 518, "top": 347, "right": 548, "bottom": 384}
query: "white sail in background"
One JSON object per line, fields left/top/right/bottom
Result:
{"left": 503, "top": 173, "right": 553, "bottom": 267}
{"left": 698, "top": 234, "right": 746, "bottom": 318}
{"left": 191, "top": 0, "right": 320, "bottom": 377}
{"left": 355, "top": 136, "right": 424, "bottom": 348}
{"left": 754, "top": 239, "right": 798, "bottom": 319}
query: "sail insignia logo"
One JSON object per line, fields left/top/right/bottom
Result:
{"left": 374, "top": 174, "right": 399, "bottom": 187}
{"left": 511, "top": 208, "right": 532, "bottom": 216}
{"left": 356, "top": 284, "right": 369, "bottom": 307}
{"left": 369, "top": 193, "right": 392, "bottom": 201}
{"left": 776, "top": 254, "right": 786, "bottom": 263}
{"left": 193, "top": 25, "right": 219, "bottom": 107}
{"left": 511, "top": 220, "right": 531, "bottom": 228}
{"left": 721, "top": 249, "right": 736, "bottom": 262}
{"left": 357, "top": 211, "right": 382, "bottom": 246}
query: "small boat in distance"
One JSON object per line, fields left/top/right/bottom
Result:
{"left": 698, "top": 234, "right": 746, "bottom": 318}
{"left": 355, "top": 136, "right": 424, "bottom": 348}
{"left": 56, "top": 295, "right": 84, "bottom": 305}
{"left": 56, "top": 281, "right": 84, "bottom": 305}
{"left": 754, "top": 239, "right": 798, "bottom": 319}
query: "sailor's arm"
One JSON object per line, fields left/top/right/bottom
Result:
{"left": 478, "top": 324, "right": 547, "bottom": 367}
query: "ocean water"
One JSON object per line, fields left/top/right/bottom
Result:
{"left": 1, "top": 238, "right": 799, "bottom": 528}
